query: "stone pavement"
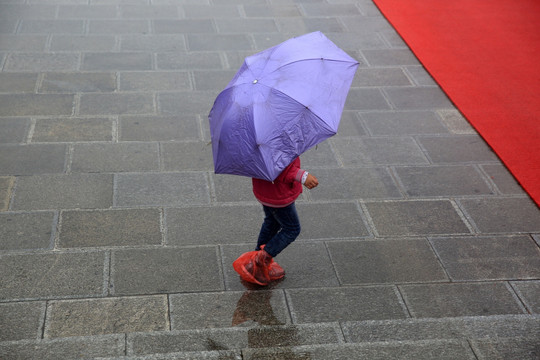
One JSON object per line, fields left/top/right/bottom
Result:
{"left": 1, "top": 0, "right": 539, "bottom": 358}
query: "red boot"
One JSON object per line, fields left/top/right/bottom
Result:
{"left": 260, "top": 245, "right": 285, "bottom": 281}
{"left": 268, "top": 261, "right": 285, "bottom": 281}
{"left": 252, "top": 249, "right": 272, "bottom": 285}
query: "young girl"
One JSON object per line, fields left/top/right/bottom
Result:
{"left": 234, "top": 157, "right": 318, "bottom": 286}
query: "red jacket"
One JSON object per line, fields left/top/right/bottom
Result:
{"left": 252, "top": 158, "right": 305, "bottom": 207}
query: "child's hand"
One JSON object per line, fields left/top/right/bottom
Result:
{"left": 304, "top": 173, "right": 319, "bottom": 189}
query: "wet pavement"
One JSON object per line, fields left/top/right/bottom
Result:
{"left": 1, "top": 0, "right": 540, "bottom": 359}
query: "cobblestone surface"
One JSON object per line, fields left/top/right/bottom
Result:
{"left": 1, "top": 0, "right": 539, "bottom": 359}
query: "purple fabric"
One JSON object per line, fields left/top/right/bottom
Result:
{"left": 209, "top": 31, "right": 359, "bottom": 181}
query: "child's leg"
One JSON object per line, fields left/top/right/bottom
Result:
{"left": 256, "top": 205, "right": 281, "bottom": 251}
{"left": 262, "top": 203, "right": 301, "bottom": 258}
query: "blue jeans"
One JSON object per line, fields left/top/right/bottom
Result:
{"left": 256, "top": 203, "right": 301, "bottom": 257}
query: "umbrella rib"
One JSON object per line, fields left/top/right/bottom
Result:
{"left": 265, "top": 57, "right": 358, "bottom": 77}
{"left": 249, "top": 82, "right": 336, "bottom": 135}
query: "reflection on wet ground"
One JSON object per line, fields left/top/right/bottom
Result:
{"left": 229, "top": 289, "right": 312, "bottom": 359}
{"left": 232, "top": 289, "right": 284, "bottom": 327}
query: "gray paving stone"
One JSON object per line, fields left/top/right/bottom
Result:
{"left": 394, "top": 165, "right": 494, "bottom": 197}
{"left": 187, "top": 34, "right": 252, "bottom": 51}
{"left": 287, "top": 286, "right": 406, "bottom": 323}
{"left": 57, "top": 4, "right": 119, "bottom": 19}
{"left": 472, "top": 337, "right": 540, "bottom": 360}
{"left": 0, "top": 73, "right": 38, "bottom": 92}
{"left": 352, "top": 68, "right": 412, "bottom": 87}
{"left": 45, "top": 296, "right": 168, "bottom": 338}
{"left": 0, "top": 211, "right": 55, "bottom": 251}
{"left": 128, "top": 323, "right": 341, "bottom": 355}
{"left": 251, "top": 33, "right": 291, "bottom": 52}
{"left": 119, "top": 115, "right": 200, "bottom": 141}
{"left": 192, "top": 70, "right": 237, "bottom": 91}
{"left": 430, "top": 236, "right": 540, "bottom": 281}
{"left": 50, "top": 35, "right": 117, "bottom": 51}
{"left": 0, "top": 18, "right": 17, "bottom": 33}
{"left": 405, "top": 66, "right": 438, "bottom": 86}
{"left": 332, "top": 137, "right": 428, "bottom": 166}
{"left": 128, "top": 324, "right": 340, "bottom": 355}
{"left": 400, "top": 282, "right": 525, "bottom": 318}
{"left": 344, "top": 88, "right": 391, "bottom": 111}
{"left": 222, "top": 243, "right": 340, "bottom": 291}
{"left": 12, "top": 173, "right": 113, "bottom": 210}
{"left": 215, "top": 18, "right": 279, "bottom": 33}
{"left": 459, "top": 197, "right": 540, "bottom": 233}
{"left": 0, "top": 177, "right": 14, "bottom": 211}
{"left": 328, "top": 239, "right": 448, "bottom": 285}
{"left": 334, "top": 111, "right": 367, "bottom": 137}
{"left": 297, "top": 141, "right": 340, "bottom": 168}
{"left": 111, "top": 247, "right": 223, "bottom": 295}
{"left": 361, "top": 111, "right": 448, "bottom": 135}
{"left": 0, "top": 94, "right": 74, "bottom": 116}
{"left": 89, "top": 20, "right": 150, "bottom": 34}
{"left": 157, "top": 52, "right": 223, "bottom": 70}
{"left": 362, "top": 49, "right": 420, "bottom": 66}
{"left": 82, "top": 52, "right": 152, "bottom": 71}
{"left": 0, "top": 144, "right": 66, "bottom": 175}
{"left": 130, "top": 328, "right": 247, "bottom": 354}
{"left": 0, "top": 251, "right": 105, "bottom": 300}
{"left": 79, "top": 93, "right": 154, "bottom": 115}
{"left": 32, "top": 117, "right": 113, "bottom": 142}
{"left": 100, "top": 351, "right": 242, "bottom": 360}
{"left": 302, "top": 3, "right": 361, "bottom": 16}
{"left": 385, "top": 87, "right": 454, "bottom": 109}
{"left": 211, "top": 174, "right": 256, "bottom": 203}
{"left": 437, "top": 109, "right": 476, "bottom": 134}
{"left": 0, "top": 335, "right": 125, "bottom": 360}
{"left": 166, "top": 205, "right": 261, "bottom": 246}
{"left": 120, "top": 4, "right": 180, "bottom": 19}
{"left": 120, "top": 71, "right": 191, "bottom": 91}
{"left": 71, "top": 143, "right": 159, "bottom": 172}
{"left": 169, "top": 290, "right": 290, "bottom": 330}
{"left": 481, "top": 164, "right": 525, "bottom": 194}
{"left": 364, "top": 200, "right": 471, "bottom": 236}
{"left": 418, "top": 135, "right": 499, "bottom": 163}
{"left": 0, "top": 35, "right": 47, "bottom": 51}
{"left": 5, "top": 53, "right": 80, "bottom": 72}
{"left": 19, "top": 19, "right": 85, "bottom": 34}
{"left": 59, "top": 209, "right": 162, "bottom": 248}
{"left": 342, "top": 315, "right": 540, "bottom": 342}
{"left": 340, "top": 14, "right": 394, "bottom": 32}
{"left": 276, "top": 17, "right": 344, "bottom": 33}
{"left": 297, "top": 202, "right": 370, "bottom": 240}
{"left": 0, "top": 301, "right": 44, "bottom": 341}
{"left": 41, "top": 72, "right": 116, "bottom": 93}
{"left": 115, "top": 172, "right": 210, "bottom": 207}
{"left": 512, "top": 281, "right": 540, "bottom": 314}
{"left": 0, "top": 117, "right": 29, "bottom": 143}
{"left": 159, "top": 91, "right": 217, "bottom": 116}
{"left": 153, "top": 19, "right": 215, "bottom": 34}
{"left": 308, "top": 167, "right": 402, "bottom": 200}
{"left": 242, "top": 341, "right": 477, "bottom": 360}
{"left": 244, "top": 4, "right": 301, "bottom": 17}
{"left": 120, "top": 34, "right": 186, "bottom": 52}
{"left": 162, "top": 142, "right": 214, "bottom": 171}
{"left": 182, "top": 4, "right": 241, "bottom": 18}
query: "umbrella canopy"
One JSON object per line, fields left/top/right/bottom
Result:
{"left": 209, "top": 31, "right": 359, "bottom": 181}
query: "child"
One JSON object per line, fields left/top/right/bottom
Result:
{"left": 234, "top": 157, "right": 318, "bottom": 286}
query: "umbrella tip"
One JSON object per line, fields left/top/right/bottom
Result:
{"left": 253, "top": 79, "right": 258, "bottom": 84}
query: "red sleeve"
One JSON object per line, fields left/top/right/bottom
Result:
{"left": 278, "top": 158, "right": 305, "bottom": 184}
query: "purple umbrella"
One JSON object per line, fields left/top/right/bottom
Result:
{"left": 209, "top": 31, "right": 359, "bottom": 181}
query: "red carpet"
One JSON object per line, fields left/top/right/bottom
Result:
{"left": 373, "top": 0, "right": 540, "bottom": 206}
